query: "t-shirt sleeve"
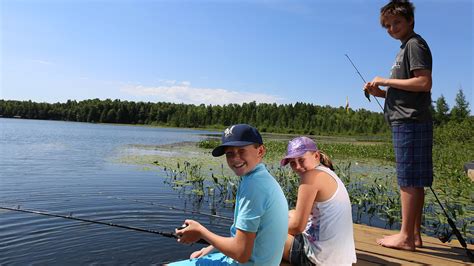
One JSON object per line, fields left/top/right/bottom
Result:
{"left": 407, "top": 39, "right": 432, "bottom": 71}
{"left": 235, "top": 182, "right": 266, "bottom": 233}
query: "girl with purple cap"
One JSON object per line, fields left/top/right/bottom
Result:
{"left": 280, "top": 136, "right": 356, "bottom": 266}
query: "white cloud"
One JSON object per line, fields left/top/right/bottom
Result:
{"left": 121, "top": 81, "right": 282, "bottom": 105}
{"left": 30, "top": 59, "right": 53, "bottom": 65}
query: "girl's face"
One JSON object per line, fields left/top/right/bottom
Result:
{"left": 382, "top": 14, "right": 413, "bottom": 42}
{"left": 288, "top": 151, "right": 319, "bottom": 175}
{"left": 224, "top": 144, "right": 264, "bottom": 177}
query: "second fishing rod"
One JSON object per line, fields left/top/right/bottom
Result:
{"left": 0, "top": 205, "right": 209, "bottom": 245}
{"left": 345, "top": 54, "right": 473, "bottom": 261}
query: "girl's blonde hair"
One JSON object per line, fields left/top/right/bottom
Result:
{"left": 318, "top": 150, "right": 334, "bottom": 171}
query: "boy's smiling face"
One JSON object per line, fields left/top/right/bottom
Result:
{"left": 224, "top": 144, "right": 265, "bottom": 176}
{"left": 382, "top": 14, "right": 414, "bottom": 42}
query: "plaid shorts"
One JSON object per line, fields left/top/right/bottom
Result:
{"left": 392, "top": 122, "right": 433, "bottom": 187}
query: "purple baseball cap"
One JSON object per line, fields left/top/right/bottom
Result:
{"left": 280, "top": 136, "right": 318, "bottom": 166}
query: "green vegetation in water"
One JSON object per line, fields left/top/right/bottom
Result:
{"left": 119, "top": 118, "right": 473, "bottom": 244}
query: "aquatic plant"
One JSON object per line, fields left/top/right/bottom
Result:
{"left": 121, "top": 120, "right": 474, "bottom": 243}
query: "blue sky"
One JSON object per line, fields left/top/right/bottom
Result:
{"left": 1, "top": 0, "right": 472, "bottom": 113}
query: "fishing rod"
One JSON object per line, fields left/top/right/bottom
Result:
{"left": 344, "top": 54, "right": 384, "bottom": 111}
{"left": 0, "top": 206, "right": 209, "bottom": 245}
{"left": 345, "top": 54, "right": 472, "bottom": 259}
{"left": 430, "top": 188, "right": 473, "bottom": 261}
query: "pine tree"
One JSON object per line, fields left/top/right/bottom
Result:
{"left": 450, "top": 89, "right": 470, "bottom": 122}
{"left": 434, "top": 95, "right": 450, "bottom": 125}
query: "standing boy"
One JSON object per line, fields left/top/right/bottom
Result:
{"left": 170, "top": 124, "right": 288, "bottom": 265}
{"left": 364, "top": 0, "right": 433, "bottom": 251}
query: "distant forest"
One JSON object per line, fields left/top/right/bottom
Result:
{"left": 0, "top": 90, "right": 470, "bottom": 135}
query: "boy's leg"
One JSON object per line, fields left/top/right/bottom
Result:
{"left": 414, "top": 188, "right": 425, "bottom": 247}
{"left": 377, "top": 186, "right": 423, "bottom": 251}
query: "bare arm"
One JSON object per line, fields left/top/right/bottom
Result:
{"left": 365, "top": 69, "right": 432, "bottom": 95}
{"left": 177, "top": 220, "right": 256, "bottom": 263}
{"left": 190, "top": 245, "right": 215, "bottom": 259}
{"left": 288, "top": 171, "right": 318, "bottom": 235}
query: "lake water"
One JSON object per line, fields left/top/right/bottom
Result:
{"left": 0, "top": 118, "right": 233, "bottom": 265}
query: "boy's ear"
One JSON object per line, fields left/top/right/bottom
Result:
{"left": 408, "top": 17, "right": 414, "bottom": 28}
{"left": 257, "top": 145, "right": 266, "bottom": 158}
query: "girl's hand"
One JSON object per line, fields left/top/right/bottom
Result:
{"left": 176, "top": 220, "right": 204, "bottom": 244}
{"left": 190, "top": 245, "right": 214, "bottom": 259}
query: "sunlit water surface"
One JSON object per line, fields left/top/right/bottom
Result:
{"left": 0, "top": 118, "right": 232, "bottom": 265}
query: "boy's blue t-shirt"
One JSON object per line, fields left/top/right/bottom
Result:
{"left": 230, "top": 163, "right": 288, "bottom": 265}
{"left": 169, "top": 163, "right": 288, "bottom": 266}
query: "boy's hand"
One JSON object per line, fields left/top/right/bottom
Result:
{"left": 364, "top": 80, "right": 386, "bottom": 98}
{"left": 176, "top": 220, "right": 204, "bottom": 244}
{"left": 369, "top": 76, "right": 389, "bottom": 87}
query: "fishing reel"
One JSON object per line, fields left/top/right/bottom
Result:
{"left": 176, "top": 224, "right": 188, "bottom": 232}
{"left": 175, "top": 224, "right": 209, "bottom": 245}
{"left": 175, "top": 224, "right": 187, "bottom": 238}
{"left": 438, "top": 230, "right": 453, "bottom": 243}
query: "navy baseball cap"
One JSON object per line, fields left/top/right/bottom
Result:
{"left": 212, "top": 124, "right": 263, "bottom": 157}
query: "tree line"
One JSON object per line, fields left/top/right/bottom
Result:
{"left": 0, "top": 89, "right": 470, "bottom": 135}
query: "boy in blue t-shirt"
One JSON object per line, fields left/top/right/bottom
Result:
{"left": 170, "top": 124, "right": 288, "bottom": 265}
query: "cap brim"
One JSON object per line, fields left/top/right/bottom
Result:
{"left": 280, "top": 150, "right": 308, "bottom": 166}
{"left": 211, "top": 141, "right": 257, "bottom": 157}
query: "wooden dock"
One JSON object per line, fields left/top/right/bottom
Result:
{"left": 281, "top": 224, "right": 472, "bottom": 265}
{"left": 354, "top": 223, "right": 473, "bottom": 265}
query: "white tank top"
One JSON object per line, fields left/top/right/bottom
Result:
{"left": 302, "top": 165, "right": 357, "bottom": 265}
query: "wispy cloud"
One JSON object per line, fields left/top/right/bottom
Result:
{"left": 121, "top": 81, "right": 282, "bottom": 105}
{"left": 30, "top": 59, "right": 54, "bottom": 65}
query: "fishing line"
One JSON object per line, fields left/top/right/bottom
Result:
{"left": 344, "top": 54, "right": 384, "bottom": 111}
{"left": 102, "top": 194, "right": 233, "bottom": 222}
{"left": 10, "top": 190, "right": 234, "bottom": 222}
{"left": 345, "top": 54, "right": 472, "bottom": 260}
{"left": 0, "top": 205, "right": 209, "bottom": 245}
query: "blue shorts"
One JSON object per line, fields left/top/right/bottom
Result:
{"left": 392, "top": 122, "right": 433, "bottom": 187}
{"left": 166, "top": 252, "right": 237, "bottom": 266}
{"left": 289, "top": 234, "right": 314, "bottom": 266}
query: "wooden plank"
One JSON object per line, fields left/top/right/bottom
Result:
{"left": 281, "top": 224, "right": 472, "bottom": 265}
{"left": 353, "top": 224, "right": 473, "bottom": 265}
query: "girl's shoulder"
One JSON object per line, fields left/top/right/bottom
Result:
{"left": 301, "top": 168, "right": 334, "bottom": 185}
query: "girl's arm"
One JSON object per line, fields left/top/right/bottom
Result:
{"left": 288, "top": 170, "right": 319, "bottom": 235}
{"left": 177, "top": 220, "right": 256, "bottom": 263}
{"left": 190, "top": 245, "right": 215, "bottom": 259}
{"left": 368, "top": 69, "right": 432, "bottom": 93}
